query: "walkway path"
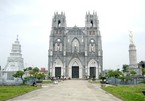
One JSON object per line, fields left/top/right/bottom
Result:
{"left": 8, "top": 80, "right": 122, "bottom": 101}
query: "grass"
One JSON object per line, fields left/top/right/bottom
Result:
{"left": 42, "top": 80, "right": 52, "bottom": 84}
{"left": 102, "top": 85, "right": 145, "bottom": 101}
{"left": 0, "top": 85, "right": 40, "bottom": 101}
{"left": 88, "top": 79, "right": 100, "bottom": 83}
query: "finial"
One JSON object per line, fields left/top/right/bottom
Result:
{"left": 95, "top": 12, "right": 97, "bottom": 16}
{"left": 129, "top": 31, "right": 134, "bottom": 44}
{"left": 88, "top": 11, "right": 90, "bottom": 15}
{"left": 56, "top": 11, "right": 58, "bottom": 15}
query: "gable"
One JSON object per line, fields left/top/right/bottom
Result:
{"left": 66, "top": 27, "right": 85, "bottom": 35}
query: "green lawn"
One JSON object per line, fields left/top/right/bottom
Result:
{"left": 42, "top": 80, "right": 52, "bottom": 84}
{"left": 0, "top": 86, "right": 40, "bottom": 101}
{"left": 102, "top": 85, "right": 145, "bottom": 101}
{"left": 88, "top": 80, "right": 100, "bottom": 84}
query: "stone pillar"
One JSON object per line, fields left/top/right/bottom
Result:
{"left": 69, "top": 67, "right": 71, "bottom": 78}
{"left": 79, "top": 67, "right": 82, "bottom": 79}
{"left": 129, "top": 44, "right": 137, "bottom": 66}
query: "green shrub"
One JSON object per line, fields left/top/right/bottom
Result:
{"left": 140, "top": 80, "right": 145, "bottom": 84}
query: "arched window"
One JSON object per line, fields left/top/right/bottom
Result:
{"left": 90, "top": 20, "right": 93, "bottom": 27}
{"left": 58, "top": 20, "right": 61, "bottom": 27}
{"left": 72, "top": 38, "right": 79, "bottom": 52}
{"left": 89, "top": 39, "right": 95, "bottom": 52}
{"left": 55, "top": 38, "right": 62, "bottom": 51}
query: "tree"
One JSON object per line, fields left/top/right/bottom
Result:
{"left": 142, "top": 68, "right": 145, "bottom": 76}
{"left": 29, "top": 70, "right": 33, "bottom": 77}
{"left": 130, "top": 70, "right": 136, "bottom": 76}
{"left": 33, "top": 67, "right": 39, "bottom": 73}
{"left": 106, "top": 70, "right": 122, "bottom": 78}
{"left": 119, "top": 75, "right": 126, "bottom": 84}
{"left": 28, "top": 67, "right": 45, "bottom": 81}
{"left": 28, "top": 67, "right": 39, "bottom": 78}
{"left": 106, "top": 69, "right": 123, "bottom": 85}
{"left": 36, "top": 73, "right": 46, "bottom": 80}
{"left": 122, "top": 64, "right": 129, "bottom": 73}
{"left": 13, "top": 70, "right": 25, "bottom": 84}
{"left": 119, "top": 74, "right": 131, "bottom": 85}
{"left": 32, "top": 67, "right": 39, "bottom": 79}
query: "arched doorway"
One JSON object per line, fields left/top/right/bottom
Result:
{"left": 68, "top": 58, "right": 83, "bottom": 78}
{"left": 53, "top": 59, "right": 63, "bottom": 78}
{"left": 72, "top": 62, "right": 79, "bottom": 78}
{"left": 88, "top": 59, "right": 99, "bottom": 79}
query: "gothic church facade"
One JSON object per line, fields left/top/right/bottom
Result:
{"left": 48, "top": 12, "right": 103, "bottom": 79}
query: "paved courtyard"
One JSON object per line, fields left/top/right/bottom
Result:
{"left": 8, "top": 80, "right": 122, "bottom": 101}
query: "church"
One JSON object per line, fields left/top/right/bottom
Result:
{"left": 48, "top": 12, "right": 103, "bottom": 79}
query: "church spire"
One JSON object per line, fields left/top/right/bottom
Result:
{"left": 15, "top": 35, "right": 20, "bottom": 44}
{"left": 85, "top": 11, "right": 98, "bottom": 28}
{"left": 52, "top": 12, "right": 66, "bottom": 28}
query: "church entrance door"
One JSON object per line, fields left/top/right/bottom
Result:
{"left": 90, "top": 67, "right": 96, "bottom": 78}
{"left": 55, "top": 67, "right": 61, "bottom": 78}
{"left": 72, "top": 66, "right": 79, "bottom": 78}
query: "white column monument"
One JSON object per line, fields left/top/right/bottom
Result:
{"left": 129, "top": 31, "right": 137, "bottom": 67}
{"left": 128, "top": 31, "right": 141, "bottom": 75}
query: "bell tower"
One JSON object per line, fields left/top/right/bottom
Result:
{"left": 52, "top": 12, "right": 66, "bottom": 28}
{"left": 85, "top": 12, "right": 99, "bottom": 28}
{"left": 48, "top": 12, "right": 67, "bottom": 76}
{"left": 85, "top": 12, "right": 103, "bottom": 73}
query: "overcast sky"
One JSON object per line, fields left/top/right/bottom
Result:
{"left": 0, "top": 0, "right": 145, "bottom": 70}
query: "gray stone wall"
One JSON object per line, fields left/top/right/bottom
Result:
{"left": 48, "top": 12, "right": 103, "bottom": 79}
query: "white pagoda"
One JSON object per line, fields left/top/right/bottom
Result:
{"left": 2, "top": 36, "right": 24, "bottom": 85}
